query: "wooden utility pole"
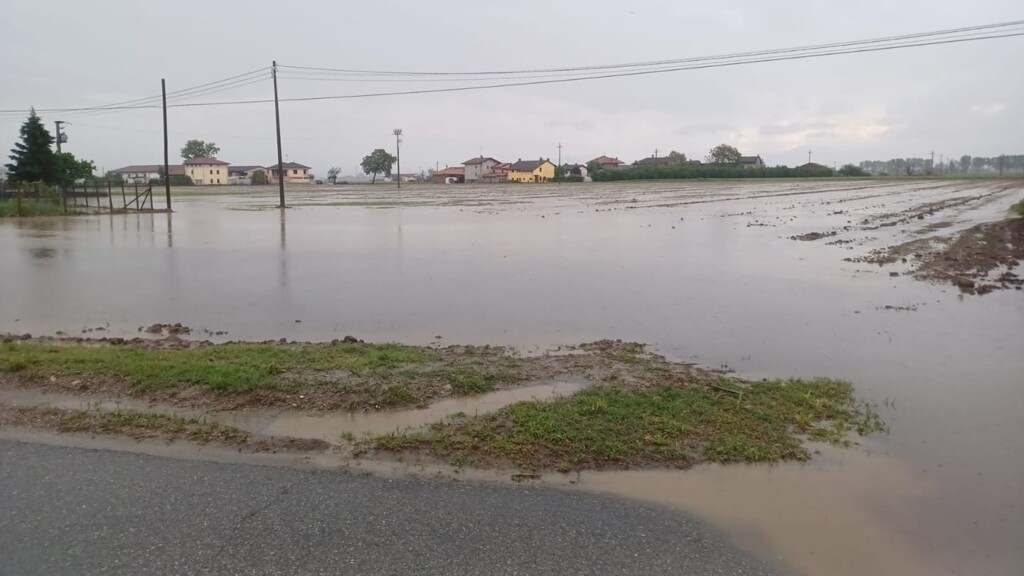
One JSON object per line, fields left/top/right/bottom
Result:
{"left": 272, "top": 61, "right": 285, "bottom": 208}
{"left": 162, "top": 79, "right": 171, "bottom": 211}
{"left": 557, "top": 143, "right": 562, "bottom": 168}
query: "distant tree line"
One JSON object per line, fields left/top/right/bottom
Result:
{"left": 592, "top": 164, "right": 834, "bottom": 181}
{"left": 858, "top": 155, "right": 1024, "bottom": 176}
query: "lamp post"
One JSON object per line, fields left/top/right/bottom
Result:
{"left": 393, "top": 129, "right": 403, "bottom": 189}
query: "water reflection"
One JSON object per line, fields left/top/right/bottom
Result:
{"left": 28, "top": 247, "right": 56, "bottom": 259}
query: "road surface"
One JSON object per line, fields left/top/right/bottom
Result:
{"left": 0, "top": 439, "right": 777, "bottom": 575}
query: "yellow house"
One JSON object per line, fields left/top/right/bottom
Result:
{"left": 507, "top": 158, "right": 556, "bottom": 183}
{"left": 268, "top": 162, "right": 312, "bottom": 184}
{"left": 183, "top": 157, "right": 229, "bottom": 185}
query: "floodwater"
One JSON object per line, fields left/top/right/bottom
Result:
{"left": 219, "top": 379, "right": 589, "bottom": 440}
{"left": 2, "top": 180, "right": 1023, "bottom": 575}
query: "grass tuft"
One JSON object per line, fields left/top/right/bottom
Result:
{"left": 369, "top": 378, "right": 886, "bottom": 470}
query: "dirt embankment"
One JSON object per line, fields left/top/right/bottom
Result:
{"left": 851, "top": 217, "right": 1024, "bottom": 294}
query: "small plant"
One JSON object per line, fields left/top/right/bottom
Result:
{"left": 380, "top": 385, "right": 419, "bottom": 406}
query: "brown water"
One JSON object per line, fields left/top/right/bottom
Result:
{"left": 2, "top": 180, "right": 1023, "bottom": 575}
{"left": 218, "top": 379, "right": 589, "bottom": 440}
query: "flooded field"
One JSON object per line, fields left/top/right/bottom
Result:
{"left": 2, "top": 179, "right": 1023, "bottom": 575}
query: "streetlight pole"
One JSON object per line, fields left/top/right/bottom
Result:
{"left": 54, "top": 121, "right": 67, "bottom": 154}
{"left": 393, "top": 129, "right": 402, "bottom": 189}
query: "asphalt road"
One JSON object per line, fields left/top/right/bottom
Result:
{"left": 0, "top": 439, "right": 778, "bottom": 575}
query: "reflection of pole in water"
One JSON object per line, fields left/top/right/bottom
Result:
{"left": 166, "top": 212, "right": 173, "bottom": 248}
{"left": 279, "top": 207, "right": 287, "bottom": 251}
{"left": 279, "top": 207, "right": 288, "bottom": 288}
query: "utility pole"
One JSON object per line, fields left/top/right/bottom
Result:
{"left": 393, "top": 129, "right": 403, "bottom": 189}
{"left": 161, "top": 79, "right": 171, "bottom": 211}
{"left": 54, "top": 121, "right": 67, "bottom": 154}
{"left": 272, "top": 61, "right": 285, "bottom": 208}
{"left": 654, "top": 148, "right": 659, "bottom": 158}
{"left": 930, "top": 150, "right": 935, "bottom": 172}
{"left": 808, "top": 150, "right": 812, "bottom": 164}
{"left": 557, "top": 143, "right": 562, "bottom": 168}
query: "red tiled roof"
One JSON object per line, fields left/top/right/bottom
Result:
{"left": 435, "top": 167, "right": 465, "bottom": 176}
{"left": 183, "top": 157, "right": 229, "bottom": 165}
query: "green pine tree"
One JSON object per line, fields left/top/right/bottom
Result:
{"left": 5, "top": 108, "right": 56, "bottom": 184}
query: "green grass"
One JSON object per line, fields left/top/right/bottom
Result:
{"left": 369, "top": 378, "right": 885, "bottom": 470}
{"left": 1013, "top": 200, "right": 1024, "bottom": 217}
{"left": 0, "top": 200, "right": 70, "bottom": 217}
{"left": 0, "top": 341, "right": 435, "bottom": 392}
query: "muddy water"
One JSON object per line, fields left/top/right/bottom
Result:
{"left": 2, "top": 180, "right": 1023, "bottom": 575}
{"left": 218, "top": 380, "right": 588, "bottom": 440}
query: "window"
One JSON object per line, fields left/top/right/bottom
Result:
{"left": 292, "top": 169, "right": 298, "bottom": 175}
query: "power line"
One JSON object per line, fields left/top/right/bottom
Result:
{"left": 278, "top": 19, "right": 1024, "bottom": 77}
{"left": 156, "top": 30, "right": 1024, "bottom": 109}
{"left": 1, "top": 23, "right": 1020, "bottom": 116}
{"left": 0, "top": 67, "right": 269, "bottom": 116}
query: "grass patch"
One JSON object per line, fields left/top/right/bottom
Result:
{"left": 368, "top": 378, "right": 885, "bottom": 470}
{"left": 1013, "top": 200, "right": 1024, "bottom": 217}
{"left": 10, "top": 405, "right": 250, "bottom": 445}
{"left": 0, "top": 341, "right": 435, "bottom": 392}
{"left": 443, "top": 364, "right": 522, "bottom": 395}
{"left": 0, "top": 200, "right": 70, "bottom": 217}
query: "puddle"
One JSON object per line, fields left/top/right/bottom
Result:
{"left": 579, "top": 443, "right": 944, "bottom": 576}
{"left": 216, "top": 380, "right": 588, "bottom": 441}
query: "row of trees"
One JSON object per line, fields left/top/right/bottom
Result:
{"left": 4, "top": 110, "right": 95, "bottom": 186}
{"left": 592, "top": 164, "right": 835, "bottom": 181}
{"left": 858, "top": 155, "right": 1024, "bottom": 176}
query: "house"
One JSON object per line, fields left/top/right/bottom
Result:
{"left": 267, "top": 162, "right": 312, "bottom": 184}
{"left": 740, "top": 155, "right": 765, "bottom": 169}
{"left": 481, "top": 162, "right": 511, "bottom": 183}
{"left": 508, "top": 158, "right": 556, "bottom": 183}
{"left": 632, "top": 156, "right": 673, "bottom": 167}
{"left": 184, "top": 157, "right": 229, "bottom": 185}
{"left": 798, "top": 162, "right": 829, "bottom": 171}
{"left": 431, "top": 166, "right": 465, "bottom": 184}
{"left": 589, "top": 155, "right": 625, "bottom": 170}
{"left": 462, "top": 157, "right": 501, "bottom": 182}
{"left": 228, "top": 165, "right": 267, "bottom": 185}
{"left": 110, "top": 164, "right": 185, "bottom": 184}
{"left": 561, "top": 163, "right": 589, "bottom": 179}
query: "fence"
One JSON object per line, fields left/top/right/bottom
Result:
{"left": 0, "top": 180, "right": 155, "bottom": 215}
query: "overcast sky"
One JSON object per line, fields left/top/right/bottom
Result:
{"left": 1, "top": 0, "right": 1021, "bottom": 177}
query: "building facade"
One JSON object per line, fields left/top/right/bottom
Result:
{"left": 267, "top": 162, "right": 311, "bottom": 184}
{"left": 184, "top": 157, "right": 229, "bottom": 185}
{"left": 462, "top": 157, "right": 500, "bottom": 182}
{"left": 507, "top": 159, "right": 556, "bottom": 183}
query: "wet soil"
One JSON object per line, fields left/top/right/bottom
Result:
{"left": 850, "top": 217, "right": 1024, "bottom": 294}
{"left": 0, "top": 338, "right": 709, "bottom": 414}
{"left": 0, "top": 402, "right": 330, "bottom": 454}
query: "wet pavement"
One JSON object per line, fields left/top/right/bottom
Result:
{"left": 2, "top": 180, "right": 1023, "bottom": 575}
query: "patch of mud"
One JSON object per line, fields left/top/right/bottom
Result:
{"left": 851, "top": 218, "right": 1024, "bottom": 294}
{"left": 0, "top": 402, "right": 331, "bottom": 454}
{"left": 790, "top": 231, "right": 837, "bottom": 241}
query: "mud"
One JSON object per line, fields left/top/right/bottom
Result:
{"left": 0, "top": 402, "right": 331, "bottom": 454}
{"left": 852, "top": 217, "right": 1024, "bottom": 294}
{"left": 0, "top": 338, "right": 701, "bottom": 414}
